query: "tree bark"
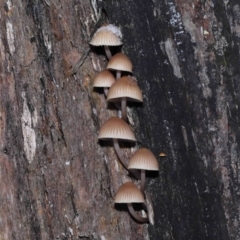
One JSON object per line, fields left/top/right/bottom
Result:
{"left": 1, "top": 0, "right": 240, "bottom": 239}
{"left": 0, "top": 1, "right": 147, "bottom": 239}
{"left": 103, "top": 0, "right": 240, "bottom": 239}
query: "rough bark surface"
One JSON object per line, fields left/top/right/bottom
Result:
{"left": 103, "top": 0, "right": 240, "bottom": 239}
{"left": 0, "top": 0, "right": 147, "bottom": 239}
{"left": 1, "top": 0, "right": 240, "bottom": 239}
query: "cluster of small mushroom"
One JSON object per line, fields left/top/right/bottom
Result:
{"left": 90, "top": 24, "right": 159, "bottom": 224}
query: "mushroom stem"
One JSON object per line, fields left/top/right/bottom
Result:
{"left": 113, "top": 138, "right": 140, "bottom": 179}
{"left": 103, "top": 87, "right": 109, "bottom": 98}
{"left": 116, "top": 70, "right": 121, "bottom": 79}
{"left": 104, "top": 46, "right": 112, "bottom": 60}
{"left": 127, "top": 203, "right": 149, "bottom": 223}
{"left": 121, "top": 97, "right": 127, "bottom": 121}
{"left": 140, "top": 169, "right": 146, "bottom": 192}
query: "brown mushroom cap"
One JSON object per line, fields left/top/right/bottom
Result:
{"left": 93, "top": 70, "right": 115, "bottom": 88}
{"left": 114, "top": 182, "right": 145, "bottom": 203}
{"left": 90, "top": 24, "right": 123, "bottom": 46}
{"left": 107, "top": 76, "right": 143, "bottom": 102}
{"left": 107, "top": 53, "right": 133, "bottom": 73}
{"left": 98, "top": 117, "right": 136, "bottom": 141}
{"left": 128, "top": 148, "right": 159, "bottom": 171}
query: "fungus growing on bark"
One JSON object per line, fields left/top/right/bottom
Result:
{"left": 107, "top": 76, "right": 143, "bottom": 121}
{"left": 98, "top": 117, "right": 139, "bottom": 179}
{"left": 107, "top": 53, "right": 132, "bottom": 79}
{"left": 159, "top": 152, "right": 166, "bottom": 157}
{"left": 89, "top": 24, "right": 122, "bottom": 60}
{"left": 114, "top": 182, "right": 149, "bottom": 223}
{"left": 93, "top": 70, "right": 115, "bottom": 96}
{"left": 128, "top": 148, "right": 159, "bottom": 192}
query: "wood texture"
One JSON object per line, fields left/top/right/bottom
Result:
{"left": 1, "top": 0, "right": 240, "bottom": 239}
{"left": 0, "top": 0, "right": 147, "bottom": 239}
{"left": 103, "top": 0, "right": 240, "bottom": 239}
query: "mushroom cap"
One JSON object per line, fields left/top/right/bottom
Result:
{"left": 159, "top": 152, "right": 166, "bottom": 157}
{"left": 107, "top": 53, "right": 133, "bottom": 73}
{"left": 90, "top": 24, "right": 123, "bottom": 46}
{"left": 114, "top": 182, "right": 145, "bottom": 203}
{"left": 107, "top": 76, "right": 143, "bottom": 102}
{"left": 93, "top": 70, "right": 115, "bottom": 88}
{"left": 128, "top": 148, "right": 159, "bottom": 171}
{"left": 98, "top": 117, "right": 136, "bottom": 141}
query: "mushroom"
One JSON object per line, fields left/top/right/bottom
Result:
{"left": 107, "top": 53, "right": 132, "bottom": 79}
{"left": 89, "top": 24, "right": 123, "bottom": 60}
{"left": 93, "top": 70, "right": 115, "bottom": 97}
{"left": 107, "top": 76, "right": 143, "bottom": 121}
{"left": 159, "top": 152, "right": 166, "bottom": 157}
{"left": 98, "top": 117, "right": 139, "bottom": 179}
{"left": 128, "top": 148, "right": 159, "bottom": 192}
{"left": 114, "top": 182, "right": 149, "bottom": 223}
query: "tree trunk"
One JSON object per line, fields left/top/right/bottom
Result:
{"left": 0, "top": 1, "right": 146, "bottom": 239}
{"left": 1, "top": 0, "right": 240, "bottom": 239}
{"left": 102, "top": 0, "right": 240, "bottom": 239}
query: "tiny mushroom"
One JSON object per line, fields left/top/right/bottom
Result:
{"left": 107, "top": 53, "right": 132, "bottom": 79}
{"left": 114, "top": 182, "right": 149, "bottom": 223}
{"left": 89, "top": 24, "right": 123, "bottom": 60}
{"left": 159, "top": 152, "right": 166, "bottom": 157}
{"left": 98, "top": 117, "right": 139, "bottom": 179}
{"left": 93, "top": 70, "right": 115, "bottom": 96}
{"left": 128, "top": 148, "right": 159, "bottom": 192}
{"left": 107, "top": 76, "right": 143, "bottom": 121}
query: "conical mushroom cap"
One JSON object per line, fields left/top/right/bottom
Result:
{"left": 114, "top": 182, "right": 145, "bottom": 203}
{"left": 128, "top": 148, "right": 159, "bottom": 171}
{"left": 107, "top": 53, "right": 132, "bottom": 72}
{"left": 98, "top": 117, "right": 136, "bottom": 141}
{"left": 93, "top": 70, "right": 115, "bottom": 88}
{"left": 107, "top": 76, "right": 143, "bottom": 102}
{"left": 90, "top": 24, "right": 123, "bottom": 46}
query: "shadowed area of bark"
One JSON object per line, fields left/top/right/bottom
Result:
{"left": 103, "top": 0, "right": 240, "bottom": 239}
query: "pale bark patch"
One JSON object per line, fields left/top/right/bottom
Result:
{"left": 165, "top": 38, "right": 182, "bottom": 78}
{"left": 6, "top": 21, "right": 15, "bottom": 55}
{"left": 21, "top": 92, "right": 37, "bottom": 163}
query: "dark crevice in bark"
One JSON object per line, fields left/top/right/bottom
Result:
{"left": 70, "top": 184, "right": 78, "bottom": 217}
{"left": 23, "top": 83, "right": 35, "bottom": 114}
{"left": 88, "top": 91, "right": 101, "bottom": 130}
{"left": 55, "top": 106, "right": 67, "bottom": 147}
{"left": 39, "top": 77, "right": 49, "bottom": 119}
{"left": 17, "top": 161, "right": 42, "bottom": 240}
{"left": 42, "top": 170, "right": 54, "bottom": 239}
{"left": 100, "top": 154, "right": 113, "bottom": 198}
{"left": 27, "top": 0, "right": 57, "bottom": 92}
